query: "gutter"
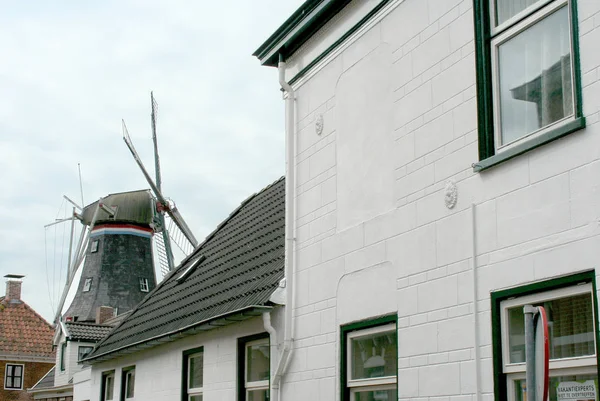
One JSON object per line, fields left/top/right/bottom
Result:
{"left": 268, "top": 55, "right": 296, "bottom": 401}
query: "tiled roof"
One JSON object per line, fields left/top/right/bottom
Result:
{"left": 0, "top": 296, "right": 55, "bottom": 359}
{"left": 87, "top": 177, "right": 285, "bottom": 361}
{"left": 65, "top": 322, "right": 113, "bottom": 342}
{"left": 30, "top": 366, "right": 55, "bottom": 391}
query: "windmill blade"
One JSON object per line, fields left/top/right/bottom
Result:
{"left": 122, "top": 120, "right": 199, "bottom": 248}
{"left": 165, "top": 214, "right": 195, "bottom": 256}
{"left": 150, "top": 92, "right": 162, "bottom": 191}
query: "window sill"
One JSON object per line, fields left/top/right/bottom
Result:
{"left": 473, "top": 117, "right": 586, "bottom": 172}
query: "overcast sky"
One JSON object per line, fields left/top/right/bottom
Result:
{"left": 0, "top": 1, "right": 303, "bottom": 323}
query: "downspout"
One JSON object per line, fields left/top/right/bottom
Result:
{"left": 270, "top": 53, "right": 296, "bottom": 401}
{"left": 471, "top": 203, "right": 482, "bottom": 400}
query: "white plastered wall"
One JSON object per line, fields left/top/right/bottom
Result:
{"left": 284, "top": 0, "right": 600, "bottom": 399}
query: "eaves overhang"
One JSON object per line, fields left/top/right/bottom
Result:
{"left": 253, "top": 0, "right": 352, "bottom": 66}
{"left": 81, "top": 305, "right": 273, "bottom": 364}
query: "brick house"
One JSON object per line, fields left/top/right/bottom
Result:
{"left": 253, "top": 0, "right": 600, "bottom": 400}
{"left": 0, "top": 275, "right": 55, "bottom": 401}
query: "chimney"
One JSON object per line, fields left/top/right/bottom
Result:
{"left": 96, "top": 306, "right": 114, "bottom": 324}
{"left": 4, "top": 275, "right": 24, "bottom": 303}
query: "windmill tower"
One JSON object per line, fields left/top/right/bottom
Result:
{"left": 63, "top": 190, "right": 158, "bottom": 322}
{"left": 51, "top": 93, "right": 198, "bottom": 324}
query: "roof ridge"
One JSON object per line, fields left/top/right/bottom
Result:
{"left": 20, "top": 300, "right": 55, "bottom": 330}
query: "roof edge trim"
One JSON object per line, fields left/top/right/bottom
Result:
{"left": 253, "top": 0, "right": 351, "bottom": 66}
{"left": 83, "top": 305, "right": 273, "bottom": 364}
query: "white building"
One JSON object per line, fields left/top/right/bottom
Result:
{"left": 253, "top": 0, "right": 600, "bottom": 400}
{"left": 80, "top": 178, "right": 286, "bottom": 401}
{"left": 80, "top": 0, "right": 600, "bottom": 400}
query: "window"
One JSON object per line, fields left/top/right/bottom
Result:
{"left": 139, "top": 278, "right": 149, "bottom": 292}
{"left": 91, "top": 240, "right": 99, "bottom": 253}
{"left": 121, "top": 367, "right": 135, "bottom": 400}
{"left": 78, "top": 346, "right": 93, "bottom": 361}
{"left": 101, "top": 371, "right": 115, "bottom": 401}
{"left": 4, "top": 364, "right": 24, "bottom": 390}
{"left": 491, "top": 271, "right": 598, "bottom": 401}
{"left": 60, "top": 342, "right": 67, "bottom": 371}
{"left": 83, "top": 278, "right": 93, "bottom": 292}
{"left": 238, "top": 334, "right": 269, "bottom": 401}
{"left": 341, "top": 316, "right": 397, "bottom": 401}
{"left": 182, "top": 347, "right": 203, "bottom": 401}
{"left": 473, "top": 0, "right": 584, "bottom": 171}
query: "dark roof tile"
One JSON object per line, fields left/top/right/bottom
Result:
{"left": 65, "top": 322, "right": 113, "bottom": 342}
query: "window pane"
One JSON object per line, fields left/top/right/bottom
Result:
{"left": 495, "top": 0, "right": 539, "bottom": 26}
{"left": 498, "top": 6, "right": 572, "bottom": 146}
{"left": 189, "top": 396, "right": 203, "bottom": 401}
{"left": 6, "top": 365, "right": 13, "bottom": 376}
{"left": 247, "top": 342, "right": 269, "bottom": 382}
{"left": 354, "top": 388, "right": 398, "bottom": 401}
{"left": 514, "top": 374, "right": 597, "bottom": 401}
{"left": 126, "top": 370, "right": 135, "bottom": 398}
{"left": 189, "top": 353, "right": 203, "bottom": 389}
{"left": 351, "top": 330, "right": 397, "bottom": 380}
{"left": 14, "top": 365, "right": 21, "bottom": 376}
{"left": 105, "top": 375, "right": 114, "bottom": 401}
{"left": 6, "top": 377, "right": 13, "bottom": 388}
{"left": 14, "top": 377, "right": 21, "bottom": 388}
{"left": 508, "top": 292, "right": 595, "bottom": 363}
{"left": 247, "top": 389, "right": 269, "bottom": 401}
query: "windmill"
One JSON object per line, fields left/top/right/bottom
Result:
{"left": 47, "top": 93, "right": 198, "bottom": 324}
{"left": 122, "top": 92, "right": 198, "bottom": 275}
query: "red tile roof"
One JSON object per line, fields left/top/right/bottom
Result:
{"left": 0, "top": 296, "right": 55, "bottom": 359}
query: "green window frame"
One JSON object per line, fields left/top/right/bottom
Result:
{"left": 101, "top": 370, "right": 115, "bottom": 401}
{"left": 237, "top": 333, "right": 270, "bottom": 401}
{"left": 340, "top": 315, "right": 398, "bottom": 401}
{"left": 491, "top": 271, "right": 600, "bottom": 401}
{"left": 182, "top": 346, "right": 204, "bottom": 401}
{"left": 121, "top": 366, "right": 135, "bottom": 400}
{"left": 472, "top": 0, "right": 585, "bottom": 172}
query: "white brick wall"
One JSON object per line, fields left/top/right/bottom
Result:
{"left": 284, "top": 0, "right": 600, "bottom": 399}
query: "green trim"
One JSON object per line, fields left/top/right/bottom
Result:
{"left": 472, "top": 0, "right": 495, "bottom": 160}
{"left": 490, "top": 270, "right": 598, "bottom": 401}
{"left": 472, "top": 0, "right": 586, "bottom": 171}
{"left": 182, "top": 346, "right": 204, "bottom": 401}
{"left": 237, "top": 333, "right": 270, "bottom": 401}
{"left": 288, "top": 0, "right": 393, "bottom": 86}
{"left": 339, "top": 314, "right": 398, "bottom": 401}
{"left": 473, "top": 117, "right": 586, "bottom": 172}
{"left": 570, "top": 0, "right": 584, "bottom": 119}
{"left": 253, "top": 0, "right": 352, "bottom": 66}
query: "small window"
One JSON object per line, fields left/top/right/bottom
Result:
{"left": 102, "top": 371, "right": 115, "bottom": 401}
{"left": 60, "top": 342, "right": 67, "bottom": 371}
{"left": 4, "top": 364, "right": 24, "bottom": 390}
{"left": 122, "top": 367, "right": 135, "bottom": 399}
{"left": 91, "top": 240, "right": 99, "bottom": 253}
{"left": 183, "top": 347, "right": 203, "bottom": 401}
{"left": 341, "top": 317, "right": 397, "bottom": 401}
{"left": 83, "top": 278, "right": 93, "bottom": 292}
{"left": 492, "top": 272, "right": 598, "bottom": 401}
{"left": 238, "top": 335, "right": 269, "bottom": 401}
{"left": 139, "top": 278, "right": 149, "bottom": 292}
{"left": 473, "top": 0, "right": 584, "bottom": 169}
{"left": 78, "top": 346, "right": 93, "bottom": 361}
